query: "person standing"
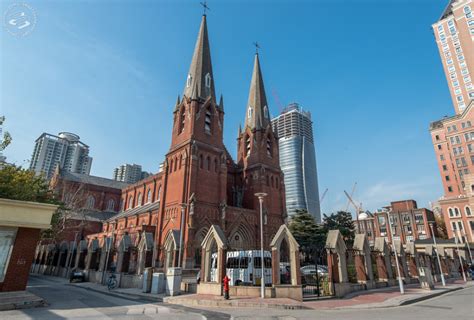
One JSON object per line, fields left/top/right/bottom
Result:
{"left": 223, "top": 275, "right": 230, "bottom": 300}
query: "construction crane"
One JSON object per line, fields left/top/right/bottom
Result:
{"left": 320, "top": 188, "right": 328, "bottom": 204}
{"left": 343, "top": 190, "right": 363, "bottom": 219}
{"left": 344, "top": 182, "right": 357, "bottom": 212}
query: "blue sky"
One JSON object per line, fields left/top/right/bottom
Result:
{"left": 1, "top": 0, "right": 454, "bottom": 216}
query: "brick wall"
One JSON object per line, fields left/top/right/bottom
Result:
{"left": 0, "top": 227, "right": 40, "bottom": 292}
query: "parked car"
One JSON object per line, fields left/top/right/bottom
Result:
{"left": 69, "top": 269, "right": 85, "bottom": 283}
{"left": 300, "top": 265, "right": 328, "bottom": 276}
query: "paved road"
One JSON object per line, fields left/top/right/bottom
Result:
{"left": 208, "top": 286, "right": 474, "bottom": 320}
{"left": 1, "top": 276, "right": 229, "bottom": 320}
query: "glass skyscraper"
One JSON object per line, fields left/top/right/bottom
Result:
{"left": 272, "top": 103, "right": 321, "bottom": 222}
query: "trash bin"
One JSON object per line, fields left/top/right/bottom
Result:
{"left": 143, "top": 267, "right": 153, "bottom": 293}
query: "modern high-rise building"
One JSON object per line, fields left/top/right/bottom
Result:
{"left": 272, "top": 103, "right": 321, "bottom": 222}
{"left": 29, "top": 132, "right": 92, "bottom": 180}
{"left": 113, "top": 163, "right": 150, "bottom": 184}
{"left": 432, "top": 0, "right": 474, "bottom": 114}
{"left": 429, "top": 0, "right": 474, "bottom": 242}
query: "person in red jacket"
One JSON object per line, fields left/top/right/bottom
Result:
{"left": 223, "top": 275, "right": 230, "bottom": 300}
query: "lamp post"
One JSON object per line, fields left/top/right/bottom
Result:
{"left": 429, "top": 223, "right": 445, "bottom": 286}
{"left": 255, "top": 192, "right": 267, "bottom": 299}
{"left": 178, "top": 203, "right": 187, "bottom": 268}
{"left": 386, "top": 210, "right": 404, "bottom": 294}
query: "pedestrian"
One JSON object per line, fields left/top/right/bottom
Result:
{"left": 223, "top": 275, "right": 230, "bottom": 300}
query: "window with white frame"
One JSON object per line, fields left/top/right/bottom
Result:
{"left": 448, "top": 207, "right": 455, "bottom": 217}
{"left": 137, "top": 193, "right": 142, "bottom": 207}
{"left": 0, "top": 228, "right": 17, "bottom": 282}
{"left": 454, "top": 207, "right": 461, "bottom": 217}
{"left": 128, "top": 196, "right": 133, "bottom": 209}
{"left": 465, "top": 206, "right": 472, "bottom": 216}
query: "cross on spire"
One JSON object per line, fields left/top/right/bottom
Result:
{"left": 253, "top": 42, "right": 260, "bottom": 54}
{"left": 200, "top": 1, "right": 210, "bottom": 15}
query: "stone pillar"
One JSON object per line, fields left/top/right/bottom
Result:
{"left": 272, "top": 248, "right": 280, "bottom": 285}
{"left": 217, "top": 247, "right": 226, "bottom": 284}
{"left": 328, "top": 252, "right": 340, "bottom": 283}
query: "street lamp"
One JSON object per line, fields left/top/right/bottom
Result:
{"left": 178, "top": 203, "right": 187, "bottom": 268}
{"left": 255, "top": 192, "right": 267, "bottom": 299}
{"left": 429, "top": 223, "right": 445, "bottom": 286}
{"left": 386, "top": 210, "right": 404, "bottom": 295}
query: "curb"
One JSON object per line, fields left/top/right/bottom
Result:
{"left": 69, "top": 283, "right": 163, "bottom": 303}
{"left": 399, "top": 286, "right": 463, "bottom": 306}
{"left": 328, "top": 286, "right": 465, "bottom": 310}
{"left": 164, "top": 297, "right": 309, "bottom": 310}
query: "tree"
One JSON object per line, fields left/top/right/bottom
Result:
{"left": 322, "top": 211, "right": 356, "bottom": 245}
{"left": 434, "top": 213, "right": 448, "bottom": 239}
{"left": 288, "top": 209, "right": 326, "bottom": 255}
{"left": 0, "top": 164, "right": 57, "bottom": 204}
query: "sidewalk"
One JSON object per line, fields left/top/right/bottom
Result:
{"left": 0, "top": 290, "right": 46, "bottom": 311}
{"left": 164, "top": 280, "right": 472, "bottom": 310}
{"left": 70, "top": 281, "right": 165, "bottom": 303}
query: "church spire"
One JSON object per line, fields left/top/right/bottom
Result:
{"left": 183, "top": 15, "right": 216, "bottom": 101}
{"left": 244, "top": 53, "right": 270, "bottom": 130}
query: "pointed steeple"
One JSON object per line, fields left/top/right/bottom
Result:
{"left": 183, "top": 15, "right": 216, "bottom": 101}
{"left": 219, "top": 94, "right": 224, "bottom": 111}
{"left": 244, "top": 54, "right": 270, "bottom": 130}
{"left": 174, "top": 95, "right": 181, "bottom": 110}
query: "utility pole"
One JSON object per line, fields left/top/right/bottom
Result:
{"left": 255, "top": 192, "right": 267, "bottom": 299}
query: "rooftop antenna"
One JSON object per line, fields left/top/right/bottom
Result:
{"left": 200, "top": 1, "right": 210, "bottom": 15}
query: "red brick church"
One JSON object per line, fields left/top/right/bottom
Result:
{"left": 82, "top": 14, "right": 286, "bottom": 274}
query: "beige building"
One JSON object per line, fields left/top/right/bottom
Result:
{"left": 430, "top": 0, "right": 474, "bottom": 242}
{"left": 432, "top": 0, "right": 474, "bottom": 114}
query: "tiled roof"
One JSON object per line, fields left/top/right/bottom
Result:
{"left": 61, "top": 171, "right": 129, "bottom": 189}
{"left": 69, "top": 210, "right": 117, "bottom": 222}
{"left": 108, "top": 201, "right": 161, "bottom": 221}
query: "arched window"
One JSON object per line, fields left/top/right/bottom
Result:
{"left": 205, "top": 73, "right": 211, "bottom": 88}
{"left": 271, "top": 176, "right": 274, "bottom": 188}
{"left": 266, "top": 136, "right": 272, "bottom": 156}
{"left": 266, "top": 175, "right": 270, "bottom": 186}
{"left": 214, "top": 158, "right": 218, "bottom": 173}
{"left": 454, "top": 207, "right": 460, "bottom": 217}
{"left": 199, "top": 154, "right": 203, "bottom": 169}
{"left": 205, "top": 107, "right": 212, "bottom": 134}
{"left": 157, "top": 186, "right": 162, "bottom": 202}
{"left": 179, "top": 155, "right": 183, "bottom": 169}
{"left": 179, "top": 107, "right": 185, "bottom": 134}
{"left": 106, "top": 199, "right": 115, "bottom": 211}
{"left": 137, "top": 192, "right": 142, "bottom": 207}
{"left": 174, "top": 157, "right": 178, "bottom": 171}
{"left": 245, "top": 135, "right": 251, "bottom": 157}
{"left": 464, "top": 5, "right": 471, "bottom": 14}
{"left": 448, "top": 207, "right": 454, "bottom": 217}
{"left": 247, "top": 106, "right": 253, "bottom": 119}
{"left": 206, "top": 156, "right": 211, "bottom": 171}
{"left": 85, "top": 196, "right": 95, "bottom": 209}
{"left": 264, "top": 105, "right": 269, "bottom": 118}
{"left": 147, "top": 189, "right": 152, "bottom": 203}
{"left": 128, "top": 195, "right": 134, "bottom": 210}
{"left": 121, "top": 198, "right": 125, "bottom": 211}
{"left": 465, "top": 206, "right": 472, "bottom": 216}
{"left": 169, "top": 159, "right": 173, "bottom": 174}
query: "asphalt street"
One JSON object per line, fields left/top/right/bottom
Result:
{"left": 1, "top": 275, "right": 229, "bottom": 320}
{"left": 216, "top": 285, "right": 474, "bottom": 320}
